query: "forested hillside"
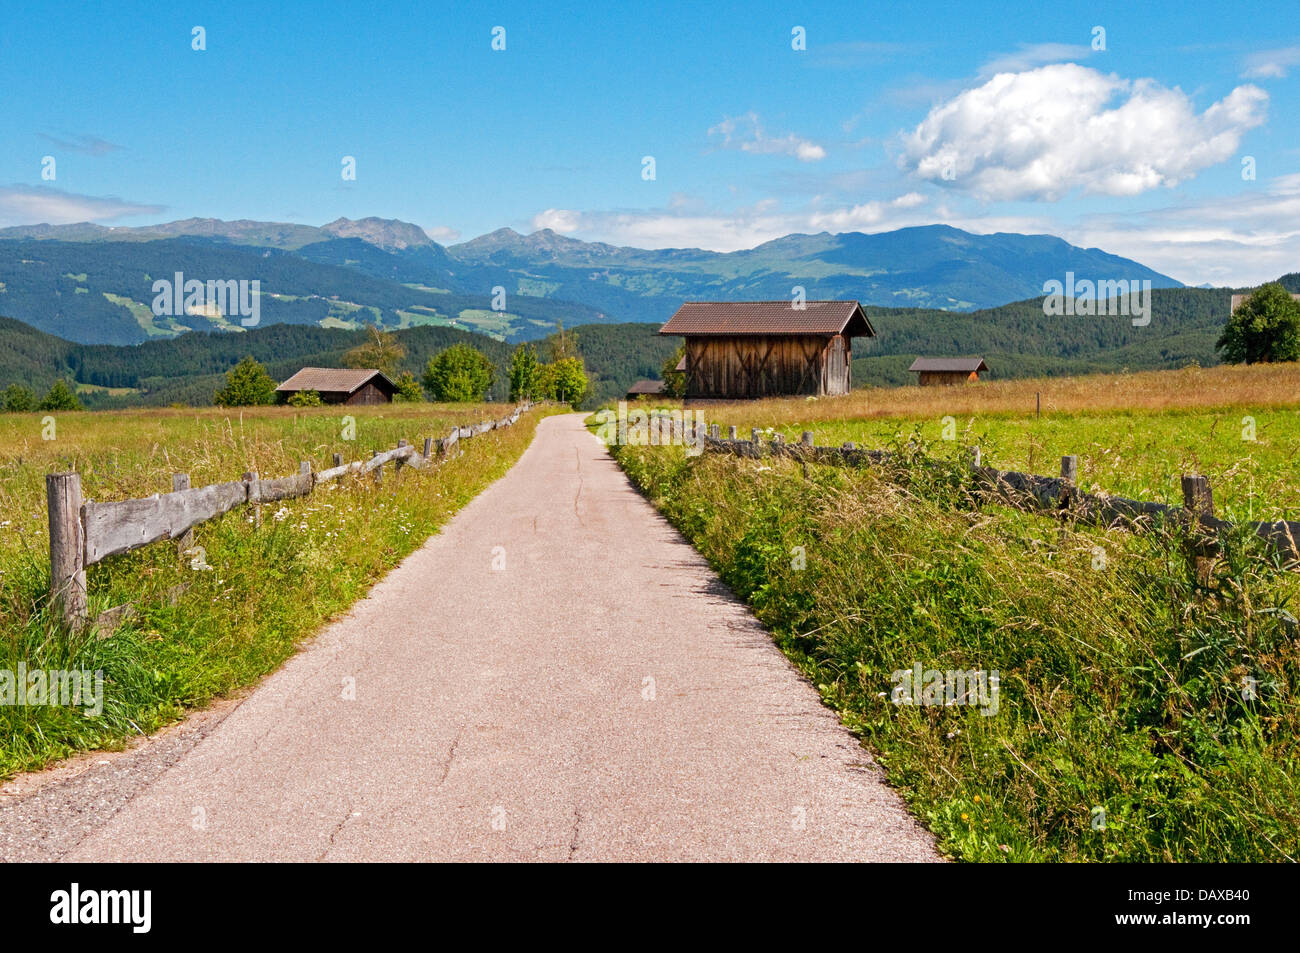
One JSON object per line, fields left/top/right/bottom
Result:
{"left": 4, "top": 274, "right": 1295, "bottom": 409}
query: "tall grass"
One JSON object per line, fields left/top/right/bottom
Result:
{"left": 612, "top": 440, "right": 1300, "bottom": 861}
{"left": 633, "top": 364, "right": 1300, "bottom": 519}
{"left": 0, "top": 403, "right": 549, "bottom": 778}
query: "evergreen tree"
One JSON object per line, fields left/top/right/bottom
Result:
{"left": 37, "top": 379, "right": 81, "bottom": 411}
{"left": 1, "top": 384, "right": 36, "bottom": 412}
{"left": 214, "top": 356, "right": 278, "bottom": 407}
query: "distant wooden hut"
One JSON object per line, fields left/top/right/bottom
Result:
{"left": 276, "top": 367, "right": 397, "bottom": 405}
{"left": 660, "top": 300, "right": 875, "bottom": 399}
{"left": 625, "top": 379, "right": 666, "bottom": 400}
{"left": 908, "top": 357, "right": 988, "bottom": 386}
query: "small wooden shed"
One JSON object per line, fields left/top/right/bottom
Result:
{"left": 276, "top": 367, "right": 397, "bottom": 405}
{"left": 625, "top": 379, "right": 667, "bottom": 400}
{"left": 660, "top": 300, "right": 874, "bottom": 400}
{"left": 908, "top": 357, "right": 988, "bottom": 386}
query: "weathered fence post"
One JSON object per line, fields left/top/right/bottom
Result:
{"left": 395, "top": 440, "right": 408, "bottom": 473}
{"left": 843, "top": 441, "right": 856, "bottom": 450}
{"left": 709, "top": 424, "right": 719, "bottom": 440}
{"left": 173, "top": 472, "right": 194, "bottom": 553}
{"left": 801, "top": 431, "right": 814, "bottom": 447}
{"left": 243, "top": 471, "right": 261, "bottom": 526}
{"left": 970, "top": 446, "right": 981, "bottom": 468}
{"left": 423, "top": 437, "right": 433, "bottom": 461}
{"left": 47, "top": 472, "right": 87, "bottom": 630}
{"left": 332, "top": 452, "right": 343, "bottom": 468}
{"left": 372, "top": 450, "right": 383, "bottom": 486}
{"left": 728, "top": 426, "right": 738, "bottom": 441}
{"left": 1182, "top": 474, "right": 1214, "bottom": 518}
{"left": 696, "top": 422, "right": 707, "bottom": 446}
{"left": 1060, "top": 455, "right": 1078, "bottom": 484}
{"left": 751, "top": 428, "right": 760, "bottom": 445}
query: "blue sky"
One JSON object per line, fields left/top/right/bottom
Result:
{"left": 1, "top": 0, "right": 1297, "bottom": 284}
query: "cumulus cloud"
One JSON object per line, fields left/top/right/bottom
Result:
{"left": 423, "top": 225, "right": 461, "bottom": 242}
{"left": 709, "top": 112, "right": 826, "bottom": 162}
{"left": 901, "top": 64, "right": 1268, "bottom": 200}
{"left": 0, "top": 185, "right": 164, "bottom": 226}
{"left": 1242, "top": 45, "right": 1300, "bottom": 79}
{"left": 531, "top": 208, "right": 582, "bottom": 232}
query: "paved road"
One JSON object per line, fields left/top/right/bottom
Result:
{"left": 0, "top": 413, "right": 940, "bottom": 862}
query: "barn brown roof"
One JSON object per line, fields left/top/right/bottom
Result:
{"left": 276, "top": 367, "right": 396, "bottom": 394}
{"left": 626, "top": 379, "right": 667, "bottom": 395}
{"left": 660, "top": 300, "right": 874, "bottom": 337}
{"left": 908, "top": 357, "right": 988, "bottom": 373}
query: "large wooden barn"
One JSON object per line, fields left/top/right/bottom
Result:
{"left": 276, "top": 367, "right": 397, "bottom": 405}
{"left": 660, "top": 300, "right": 875, "bottom": 400}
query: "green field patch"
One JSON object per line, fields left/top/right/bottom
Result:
{"left": 103, "top": 293, "right": 174, "bottom": 338}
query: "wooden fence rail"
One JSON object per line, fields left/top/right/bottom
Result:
{"left": 48, "top": 403, "right": 534, "bottom": 630}
{"left": 645, "top": 411, "right": 1300, "bottom": 564}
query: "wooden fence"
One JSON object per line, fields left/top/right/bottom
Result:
{"left": 648, "top": 412, "right": 1300, "bottom": 563}
{"left": 47, "top": 403, "right": 534, "bottom": 630}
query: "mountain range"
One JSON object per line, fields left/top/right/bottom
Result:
{"left": 0, "top": 216, "right": 1186, "bottom": 346}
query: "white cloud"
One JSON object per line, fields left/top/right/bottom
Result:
{"left": 525, "top": 193, "right": 936, "bottom": 251}
{"left": 1242, "top": 45, "right": 1300, "bottom": 79}
{"left": 531, "top": 208, "right": 582, "bottom": 233}
{"left": 978, "top": 42, "right": 1092, "bottom": 77}
{"left": 901, "top": 64, "right": 1268, "bottom": 201}
{"left": 0, "top": 185, "right": 164, "bottom": 226}
{"left": 37, "top": 132, "right": 124, "bottom": 156}
{"left": 709, "top": 112, "right": 826, "bottom": 162}
{"left": 1069, "top": 173, "right": 1300, "bottom": 286}
{"left": 423, "top": 225, "right": 461, "bottom": 242}
{"left": 526, "top": 173, "right": 1300, "bottom": 286}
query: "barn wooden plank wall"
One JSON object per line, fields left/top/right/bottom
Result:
{"left": 47, "top": 403, "right": 535, "bottom": 630}
{"left": 685, "top": 334, "right": 850, "bottom": 399}
{"left": 648, "top": 411, "right": 1300, "bottom": 563}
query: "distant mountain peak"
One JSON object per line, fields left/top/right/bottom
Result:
{"left": 320, "top": 216, "right": 433, "bottom": 251}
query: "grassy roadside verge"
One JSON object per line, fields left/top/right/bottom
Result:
{"left": 0, "top": 405, "right": 555, "bottom": 778}
{"left": 609, "top": 439, "right": 1300, "bottom": 861}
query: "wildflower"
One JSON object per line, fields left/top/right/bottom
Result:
{"left": 960, "top": 813, "right": 969, "bottom": 822}
{"left": 272, "top": 507, "right": 289, "bottom": 522}
{"left": 973, "top": 795, "right": 982, "bottom": 804}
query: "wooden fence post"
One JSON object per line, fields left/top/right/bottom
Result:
{"left": 395, "top": 440, "right": 407, "bottom": 473}
{"left": 1182, "top": 474, "right": 1214, "bottom": 518}
{"left": 1060, "top": 455, "right": 1078, "bottom": 484}
{"left": 47, "top": 472, "right": 87, "bottom": 630}
{"left": 843, "top": 441, "right": 856, "bottom": 450}
{"left": 751, "top": 428, "right": 760, "bottom": 445}
{"left": 709, "top": 424, "right": 719, "bottom": 440}
{"left": 243, "top": 471, "right": 261, "bottom": 526}
{"left": 728, "top": 426, "right": 738, "bottom": 441}
{"left": 332, "top": 453, "right": 343, "bottom": 468}
{"left": 173, "top": 472, "right": 193, "bottom": 553}
{"left": 372, "top": 450, "right": 383, "bottom": 486}
{"left": 801, "top": 431, "right": 814, "bottom": 447}
{"left": 423, "top": 437, "right": 433, "bottom": 460}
